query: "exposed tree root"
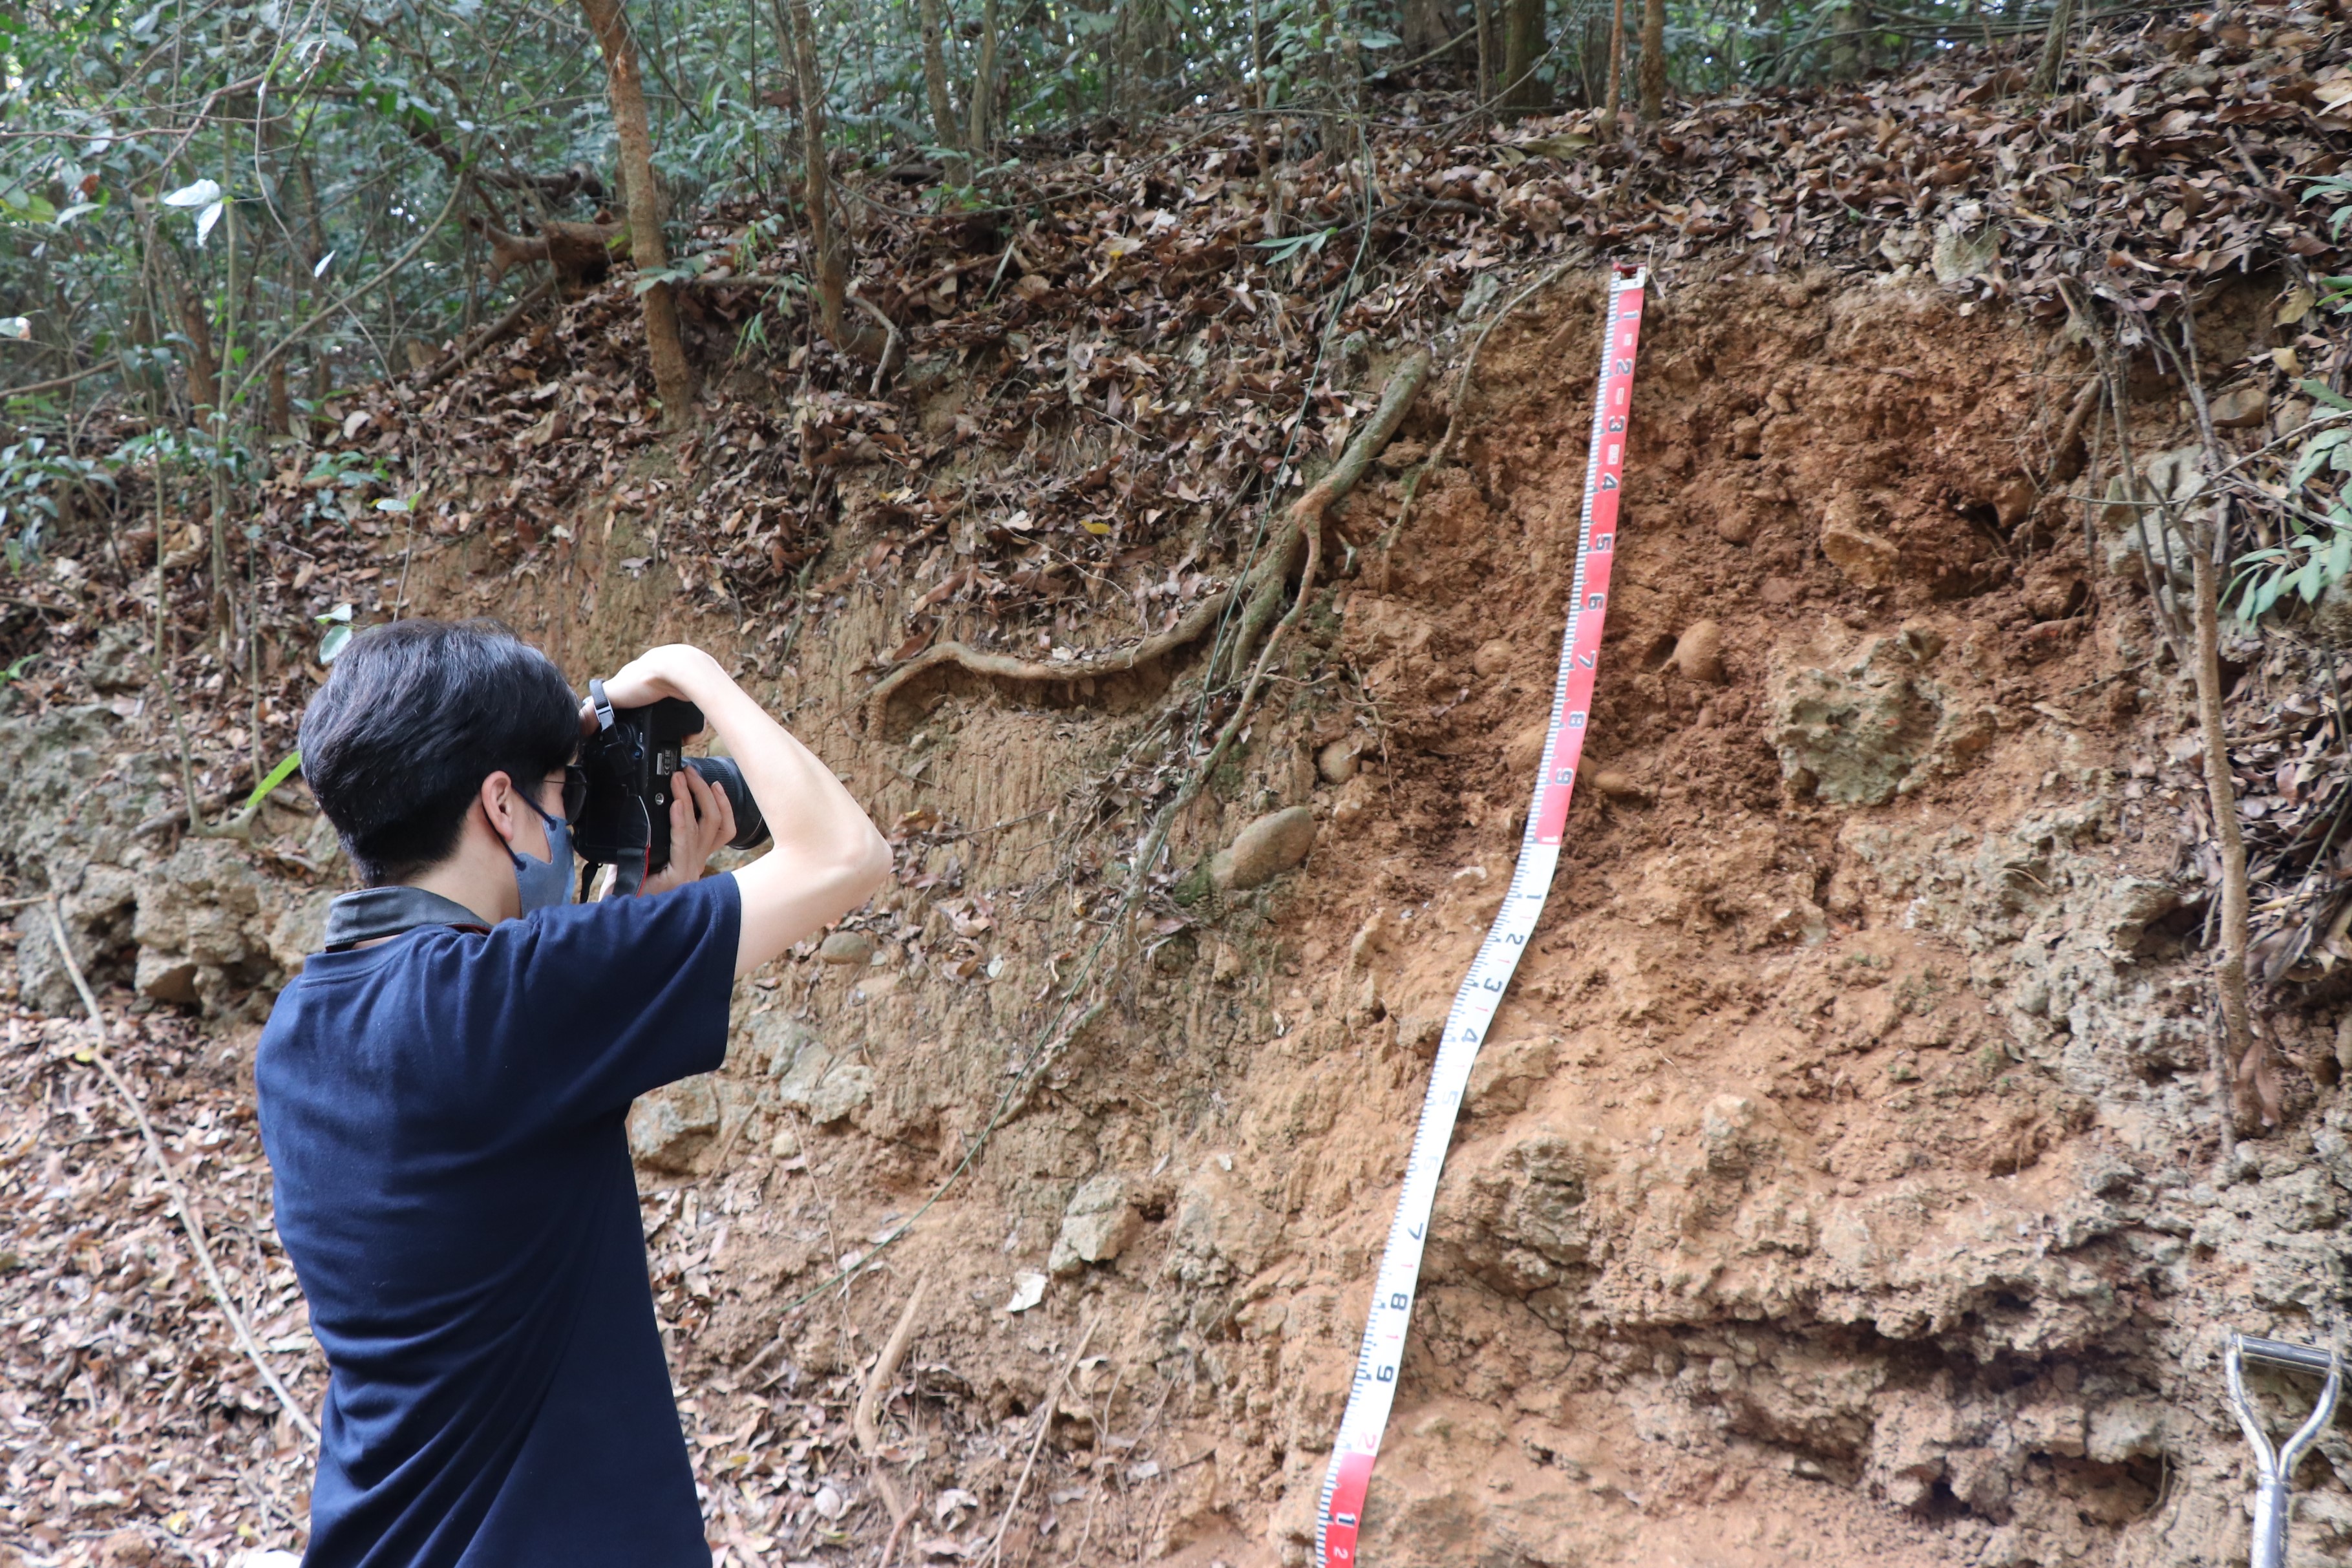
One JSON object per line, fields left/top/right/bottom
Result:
{"left": 2045, "top": 373, "right": 2104, "bottom": 485}
{"left": 864, "top": 346, "right": 1431, "bottom": 734}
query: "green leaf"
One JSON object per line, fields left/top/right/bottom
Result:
{"left": 319, "top": 623, "right": 352, "bottom": 664}
{"left": 2301, "top": 377, "right": 2352, "bottom": 412}
{"left": 244, "top": 750, "right": 302, "bottom": 811}
{"left": 2291, "top": 427, "right": 2352, "bottom": 488}
{"left": 0, "top": 191, "right": 58, "bottom": 226}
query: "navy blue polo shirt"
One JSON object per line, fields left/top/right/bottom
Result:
{"left": 255, "top": 873, "right": 741, "bottom": 1567}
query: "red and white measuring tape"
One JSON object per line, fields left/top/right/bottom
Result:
{"left": 1315, "top": 263, "right": 1648, "bottom": 1567}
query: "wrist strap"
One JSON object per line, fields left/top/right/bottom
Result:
{"left": 588, "top": 677, "right": 616, "bottom": 732}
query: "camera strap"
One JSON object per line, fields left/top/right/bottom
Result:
{"left": 321, "top": 887, "right": 492, "bottom": 951}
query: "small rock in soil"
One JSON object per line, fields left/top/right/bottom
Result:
{"left": 1048, "top": 1174, "right": 1141, "bottom": 1275}
{"left": 1821, "top": 494, "right": 1900, "bottom": 588}
{"left": 628, "top": 1077, "right": 721, "bottom": 1172}
{"left": 2212, "top": 383, "right": 2269, "bottom": 429}
{"left": 1673, "top": 620, "right": 1726, "bottom": 684}
{"left": 818, "top": 929, "right": 876, "bottom": 965}
{"left": 1589, "top": 770, "right": 1648, "bottom": 803}
{"left": 1213, "top": 806, "right": 1317, "bottom": 891}
{"left": 1317, "top": 738, "right": 1361, "bottom": 785}
{"left": 1992, "top": 476, "right": 2038, "bottom": 530}
{"left": 1897, "top": 622, "right": 1946, "bottom": 664}
{"left": 778, "top": 1046, "right": 873, "bottom": 1125}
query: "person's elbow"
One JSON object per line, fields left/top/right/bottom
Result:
{"left": 843, "top": 824, "right": 892, "bottom": 904}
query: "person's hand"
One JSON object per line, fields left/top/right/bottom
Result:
{"left": 638, "top": 764, "right": 739, "bottom": 897}
{"left": 580, "top": 644, "right": 728, "bottom": 733}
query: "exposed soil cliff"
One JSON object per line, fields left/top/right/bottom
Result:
{"left": 28, "top": 0, "right": 2352, "bottom": 1531}
{"left": 10, "top": 259, "right": 2351, "bottom": 1568}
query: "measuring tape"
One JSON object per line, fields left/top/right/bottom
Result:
{"left": 1315, "top": 263, "right": 1647, "bottom": 1567}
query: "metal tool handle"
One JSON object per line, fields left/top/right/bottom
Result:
{"left": 2241, "top": 1337, "right": 2344, "bottom": 1377}
{"left": 2226, "top": 1333, "right": 2344, "bottom": 1568}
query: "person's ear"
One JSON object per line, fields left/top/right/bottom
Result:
{"left": 478, "top": 770, "right": 520, "bottom": 849}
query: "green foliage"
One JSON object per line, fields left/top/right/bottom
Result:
{"left": 2232, "top": 410, "right": 2352, "bottom": 622}
{"left": 0, "top": 435, "right": 108, "bottom": 567}
{"left": 315, "top": 603, "right": 355, "bottom": 665}
{"left": 0, "top": 0, "right": 2075, "bottom": 469}
{"left": 244, "top": 750, "right": 306, "bottom": 810}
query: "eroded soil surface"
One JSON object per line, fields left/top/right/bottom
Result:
{"left": 7, "top": 270, "right": 2352, "bottom": 1568}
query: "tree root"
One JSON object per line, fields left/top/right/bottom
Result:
{"left": 851, "top": 292, "right": 904, "bottom": 396}
{"left": 2045, "top": 373, "right": 2104, "bottom": 485}
{"left": 864, "top": 346, "right": 1430, "bottom": 734}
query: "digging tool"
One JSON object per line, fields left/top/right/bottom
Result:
{"left": 2226, "top": 1332, "right": 2343, "bottom": 1568}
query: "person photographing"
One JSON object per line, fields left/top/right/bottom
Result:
{"left": 255, "top": 620, "right": 889, "bottom": 1567}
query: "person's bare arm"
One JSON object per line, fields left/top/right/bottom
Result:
{"left": 595, "top": 645, "right": 890, "bottom": 977}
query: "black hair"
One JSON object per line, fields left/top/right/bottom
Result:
{"left": 299, "top": 619, "right": 579, "bottom": 885}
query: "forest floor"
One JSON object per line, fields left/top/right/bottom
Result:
{"left": 12, "top": 9, "right": 2352, "bottom": 1568}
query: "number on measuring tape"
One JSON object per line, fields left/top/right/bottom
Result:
{"left": 1315, "top": 266, "right": 1647, "bottom": 1568}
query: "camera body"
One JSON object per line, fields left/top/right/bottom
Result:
{"left": 575, "top": 695, "right": 767, "bottom": 895}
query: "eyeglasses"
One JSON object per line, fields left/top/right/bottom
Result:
{"left": 560, "top": 765, "right": 589, "bottom": 822}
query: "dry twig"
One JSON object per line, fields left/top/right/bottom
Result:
{"left": 857, "top": 1276, "right": 931, "bottom": 1563}
{"left": 981, "top": 1313, "right": 1099, "bottom": 1568}
{"left": 415, "top": 279, "right": 558, "bottom": 390}
{"left": 41, "top": 898, "right": 321, "bottom": 1444}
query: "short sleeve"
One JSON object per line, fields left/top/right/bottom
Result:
{"left": 417, "top": 873, "right": 741, "bottom": 1129}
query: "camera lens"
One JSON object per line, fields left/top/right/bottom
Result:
{"left": 686, "top": 756, "right": 768, "bottom": 850}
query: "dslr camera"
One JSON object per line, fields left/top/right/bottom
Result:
{"left": 574, "top": 681, "right": 768, "bottom": 896}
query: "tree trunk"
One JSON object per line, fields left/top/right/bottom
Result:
{"left": 2031, "top": 0, "right": 2075, "bottom": 94}
{"left": 919, "top": 0, "right": 966, "bottom": 179}
{"left": 1401, "top": 0, "right": 1463, "bottom": 59}
{"left": 1638, "top": 0, "right": 1666, "bottom": 122}
{"left": 1500, "top": 0, "right": 1548, "bottom": 116}
{"left": 788, "top": 0, "right": 882, "bottom": 362}
{"left": 578, "top": 0, "right": 695, "bottom": 427}
{"left": 1599, "top": 0, "right": 1626, "bottom": 138}
{"left": 170, "top": 272, "right": 222, "bottom": 420}
{"left": 1827, "top": 1, "right": 1872, "bottom": 81}
{"left": 266, "top": 359, "right": 291, "bottom": 436}
{"left": 1474, "top": 0, "right": 1494, "bottom": 103}
{"left": 966, "top": 0, "right": 1001, "bottom": 158}
{"left": 1250, "top": 0, "right": 1283, "bottom": 240}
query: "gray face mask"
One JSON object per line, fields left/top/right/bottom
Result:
{"left": 509, "top": 799, "right": 575, "bottom": 913}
